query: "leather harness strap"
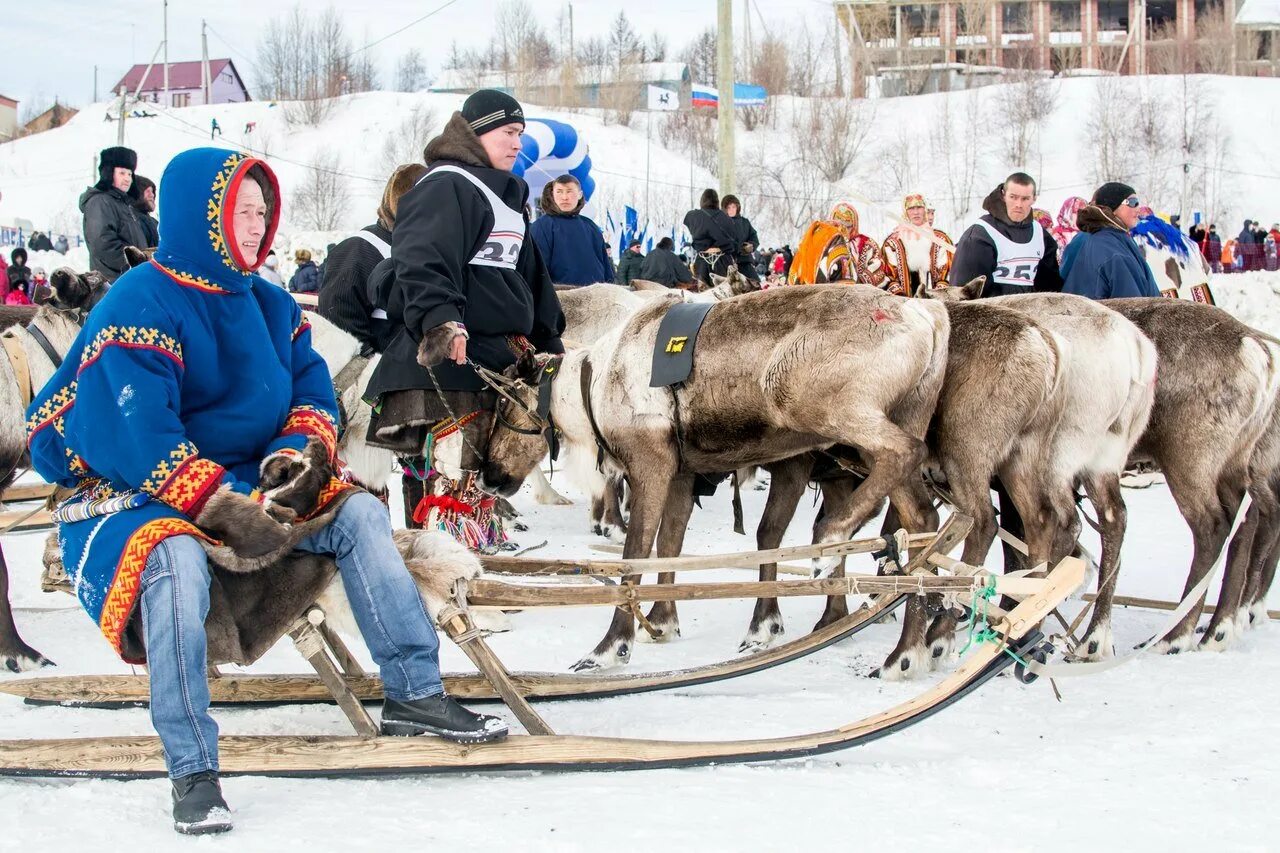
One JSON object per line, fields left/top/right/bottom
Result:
{"left": 579, "top": 355, "right": 614, "bottom": 471}
{"left": 24, "top": 322, "right": 64, "bottom": 370}
{"left": 1, "top": 331, "right": 33, "bottom": 410}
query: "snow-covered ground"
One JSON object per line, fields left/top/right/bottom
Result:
{"left": 2, "top": 456, "right": 1279, "bottom": 848}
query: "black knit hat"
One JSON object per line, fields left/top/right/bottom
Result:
{"left": 1093, "top": 181, "right": 1137, "bottom": 211}
{"left": 461, "top": 89, "right": 525, "bottom": 137}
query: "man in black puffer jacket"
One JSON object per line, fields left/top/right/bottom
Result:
{"left": 949, "top": 172, "right": 1062, "bottom": 298}
{"left": 79, "top": 146, "right": 151, "bottom": 282}
{"left": 319, "top": 163, "right": 427, "bottom": 355}
{"left": 682, "top": 188, "right": 738, "bottom": 287}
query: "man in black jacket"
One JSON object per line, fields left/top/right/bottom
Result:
{"left": 614, "top": 239, "right": 645, "bottom": 285}
{"left": 364, "top": 90, "right": 565, "bottom": 527}
{"left": 132, "top": 175, "right": 161, "bottom": 249}
{"left": 319, "top": 163, "right": 427, "bottom": 355}
{"left": 639, "top": 237, "right": 694, "bottom": 288}
{"left": 949, "top": 172, "right": 1062, "bottom": 298}
{"left": 682, "top": 188, "right": 738, "bottom": 287}
{"left": 79, "top": 146, "right": 150, "bottom": 281}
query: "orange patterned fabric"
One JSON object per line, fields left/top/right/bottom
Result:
{"left": 280, "top": 405, "right": 339, "bottom": 459}
{"left": 142, "top": 441, "right": 227, "bottom": 515}
{"left": 99, "top": 518, "right": 214, "bottom": 660}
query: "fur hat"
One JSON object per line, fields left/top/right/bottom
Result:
{"left": 721, "top": 194, "right": 742, "bottom": 212}
{"left": 1092, "top": 182, "right": 1137, "bottom": 211}
{"left": 96, "top": 146, "right": 139, "bottom": 194}
{"left": 378, "top": 163, "right": 429, "bottom": 230}
{"left": 461, "top": 89, "right": 525, "bottom": 137}
{"left": 903, "top": 193, "right": 926, "bottom": 213}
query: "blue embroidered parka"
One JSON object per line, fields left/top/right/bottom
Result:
{"left": 25, "top": 148, "right": 343, "bottom": 662}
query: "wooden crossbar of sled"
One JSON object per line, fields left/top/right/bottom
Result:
{"left": 1, "top": 484, "right": 56, "bottom": 503}
{"left": 0, "top": 553, "right": 1085, "bottom": 778}
{"left": 0, "top": 508, "right": 53, "bottom": 533}
{"left": 1, "top": 519, "right": 974, "bottom": 709}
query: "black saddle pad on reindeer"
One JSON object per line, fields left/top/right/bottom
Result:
{"left": 116, "top": 491, "right": 356, "bottom": 667}
{"left": 650, "top": 301, "right": 715, "bottom": 388}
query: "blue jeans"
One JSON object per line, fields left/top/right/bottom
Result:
{"left": 140, "top": 492, "right": 444, "bottom": 778}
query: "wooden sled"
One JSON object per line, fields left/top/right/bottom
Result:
{"left": 0, "top": 553, "right": 1084, "bottom": 778}
{"left": 1, "top": 524, "right": 969, "bottom": 709}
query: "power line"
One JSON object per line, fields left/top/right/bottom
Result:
{"left": 340, "top": 0, "right": 462, "bottom": 60}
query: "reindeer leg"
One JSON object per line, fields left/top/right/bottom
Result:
{"left": 1203, "top": 485, "right": 1274, "bottom": 650}
{"left": 878, "top": 480, "right": 943, "bottom": 681}
{"left": 1077, "top": 473, "right": 1127, "bottom": 661}
{"left": 571, "top": 460, "right": 676, "bottom": 672}
{"left": 741, "top": 458, "right": 809, "bottom": 653}
{"left": 640, "top": 474, "right": 696, "bottom": 643}
{"left": 0, "top": 543, "right": 53, "bottom": 672}
{"left": 1154, "top": 483, "right": 1243, "bottom": 654}
{"left": 528, "top": 466, "right": 572, "bottom": 506}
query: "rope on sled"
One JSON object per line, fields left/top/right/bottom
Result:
{"left": 957, "top": 574, "right": 1029, "bottom": 667}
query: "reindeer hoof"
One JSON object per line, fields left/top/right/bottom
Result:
{"left": 3, "top": 648, "right": 54, "bottom": 673}
{"left": 738, "top": 617, "right": 784, "bottom": 654}
{"left": 570, "top": 641, "right": 630, "bottom": 672}
{"left": 880, "top": 646, "right": 927, "bottom": 682}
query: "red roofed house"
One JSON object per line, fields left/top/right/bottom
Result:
{"left": 111, "top": 59, "right": 250, "bottom": 108}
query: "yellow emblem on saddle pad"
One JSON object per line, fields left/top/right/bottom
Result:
{"left": 666, "top": 336, "right": 688, "bottom": 354}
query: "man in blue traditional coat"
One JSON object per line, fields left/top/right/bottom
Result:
{"left": 26, "top": 147, "right": 507, "bottom": 836}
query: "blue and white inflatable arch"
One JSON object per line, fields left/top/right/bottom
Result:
{"left": 514, "top": 119, "right": 596, "bottom": 211}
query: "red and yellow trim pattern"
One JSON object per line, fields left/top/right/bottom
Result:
{"left": 292, "top": 314, "right": 312, "bottom": 342}
{"left": 150, "top": 259, "right": 231, "bottom": 294}
{"left": 143, "top": 441, "right": 227, "bottom": 515}
{"left": 280, "top": 405, "right": 338, "bottom": 460}
{"left": 100, "top": 518, "right": 214, "bottom": 662}
{"left": 300, "top": 476, "right": 356, "bottom": 522}
{"left": 79, "top": 325, "right": 184, "bottom": 371}
{"left": 209, "top": 152, "right": 248, "bottom": 272}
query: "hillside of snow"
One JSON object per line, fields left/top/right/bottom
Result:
{"left": 2, "top": 75, "right": 1278, "bottom": 261}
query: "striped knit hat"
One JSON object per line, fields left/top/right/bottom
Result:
{"left": 461, "top": 89, "right": 526, "bottom": 137}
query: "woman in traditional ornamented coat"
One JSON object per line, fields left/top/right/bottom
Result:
{"left": 788, "top": 202, "right": 885, "bottom": 286}
{"left": 26, "top": 147, "right": 505, "bottom": 836}
{"left": 1052, "top": 197, "right": 1087, "bottom": 252}
{"left": 880, "top": 193, "right": 953, "bottom": 295}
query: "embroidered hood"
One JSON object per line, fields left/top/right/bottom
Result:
{"left": 152, "top": 148, "right": 281, "bottom": 294}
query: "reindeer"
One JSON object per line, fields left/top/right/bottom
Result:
{"left": 912, "top": 287, "right": 1157, "bottom": 670}
{"left": 481, "top": 284, "right": 950, "bottom": 671}
{"left": 0, "top": 269, "right": 109, "bottom": 671}
{"left": 1102, "top": 299, "right": 1280, "bottom": 652}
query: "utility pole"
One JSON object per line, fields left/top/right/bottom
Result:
{"left": 716, "top": 0, "right": 735, "bottom": 194}
{"left": 116, "top": 87, "right": 128, "bottom": 145}
{"left": 163, "top": 0, "right": 170, "bottom": 105}
{"left": 202, "top": 20, "right": 212, "bottom": 105}
{"left": 93, "top": 65, "right": 98, "bottom": 103}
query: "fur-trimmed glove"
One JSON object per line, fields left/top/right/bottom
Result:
{"left": 194, "top": 486, "right": 293, "bottom": 558}
{"left": 417, "top": 320, "right": 468, "bottom": 368}
{"left": 258, "top": 436, "right": 334, "bottom": 520}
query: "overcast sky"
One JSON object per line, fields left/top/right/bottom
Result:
{"left": 10, "top": 0, "right": 827, "bottom": 112}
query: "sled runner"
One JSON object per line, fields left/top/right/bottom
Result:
{"left": 2, "top": 528, "right": 953, "bottom": 709}
{"left": 0, "top": 547, "right": 1085, "bottom": 778}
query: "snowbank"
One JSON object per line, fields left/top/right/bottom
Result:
{"left": 1209, "top": 270, "right": 1280, "bottom": 337}
{"left": 3, "top": 75, "right": 1277, "bottom": 252}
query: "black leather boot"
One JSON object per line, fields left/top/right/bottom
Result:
{"left": 171, "top": 771, "right": 232, "bottom": 835}
{"left": 381, "top": 694, "right": 509, "bottom": 743}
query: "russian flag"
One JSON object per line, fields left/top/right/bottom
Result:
{"left": 691, "top": 84, "right": 718, "bottom": 108}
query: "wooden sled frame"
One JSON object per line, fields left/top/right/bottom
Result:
{"left": 0, "top": 525, "right": 1087, "bottom": 778}
{"left": 2, "top": 521, "right": 968, "bottom": 710}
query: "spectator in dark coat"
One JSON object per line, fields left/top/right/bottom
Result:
{"left": 529, "top": 175, "right": 613, "bottom": 286}
{"left": 288, "top": 249, "right": 321, "bottom": 293}
{"left": 27, "top": 231, "right": 54, "bottom": 252}
{"left": 780, "top": 244, "right": 794, "bottom": 276}
{"left": 614, "top": 239, "right": 645, "bottom": 285}
{"left": 319, "top": 163, "right": 428, "bottom": 355}
{"left": 639, "top": 237, "right": 694, "bottom": 288}
{"left": 132, "top": 174, "right": 161, "bottom": 249}
{"left": 6, "top": 247, "right": 32, "bottom": 300}
{"left": 53, "top": 234, "right": 69, "bottom": 254}
{"left": 683, "top": 188, "right": 738, "bottom": 286}
{"left": 1062, "top": 182, "right": 1160, "bottom": 299}
{"left": 79, "top": 146, "right": 150, "bottom": 281}
{"left": 721, "top": 194, "right": 761, "bottom": 281}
